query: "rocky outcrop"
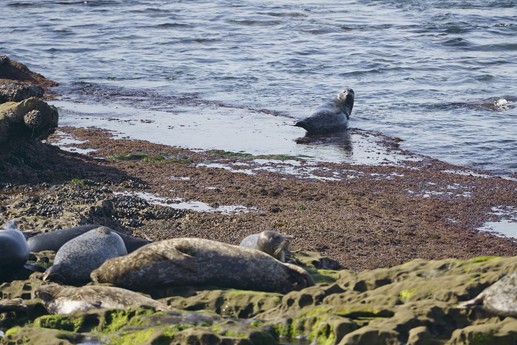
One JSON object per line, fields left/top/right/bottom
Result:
{"left": 1, "top": 254, "right": 517, "bottom": 345}
{"left": 0, "top": 56, "right": 60, "bottom": 182}
{"left": 0, "top": 97, "right": 58, "bottom": 144}
{"left": 0, "top": 55, "right": 57, "bottom": 101}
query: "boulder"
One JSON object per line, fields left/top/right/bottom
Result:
{"left": 0, "top": 97, "right": 58, "bottom": 144}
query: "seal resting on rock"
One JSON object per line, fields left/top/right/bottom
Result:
{"left": 28, "top": 224, "right": 149, "bottom": 253}
{"left": 35, "top": 283, "right": 168, "bottom": 314}
{"left": 91, "top": 238, "right": 314, "bottom": 294}
{"left": 295, "top": 88, "right": 354, "bottom": 134}
{"left": 239, "top": 230, "right": 293, "bottom": 262}
{"left": 458, "top": 272, "right": 517, "bottom": 317}
{"left": 0, "top": 220, "right": 29, "bottom": 273}
{"left": 43, "top": 227, "right": 127, "bottom": 286}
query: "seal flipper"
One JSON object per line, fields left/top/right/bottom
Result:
{"left": 457, "top": 292, "right": 486, "bottom": 310}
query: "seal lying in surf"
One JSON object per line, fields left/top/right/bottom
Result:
{"left": 35, "top": 284, "right": 168, "bottom": 314}
{"left": 43, "top": 227, "right": 128, "bottom": 286}
{"left": 28, "top": 224, "right": 149, "bottom": 253}
{"left": 239, "top": 230, "right": 293, "bottom": 262}
{"left": 91, "top": 238, "right": 314, "bottom": 294}
{"left": 0, "top": 220, "right": 29, "bottom": 273}
{"left": 458, "top": 272, "right": 517, "bottom": 317}
{"left": 295, "top": 88, "right": 355, "bottom": 134}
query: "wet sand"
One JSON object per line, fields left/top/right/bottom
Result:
{"left": 1, "top": 125, "right": 502, "bottom": 270}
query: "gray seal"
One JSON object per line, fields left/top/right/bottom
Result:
{"left": 43, "top": 227, "right": 128, "bottom": 286}
{"left": 91, "top": 238, "right": 314, "bottom": 294}
{"left": 458, "top": 272, "right": 517, "bottom": 317}
{"left": 239, "top": 230, "right": 293, "bottom": 262}
{"left": 35, "top": 283, "right": 168, "bottom": 314}
{"left": 0, "top": 220, "right": 29, "bottom": 272}
{"left": 28, "top": 224, "right": 149, "bottom": 253}
{"left": 295, "top": 88, "right": 354, "bottom": 134}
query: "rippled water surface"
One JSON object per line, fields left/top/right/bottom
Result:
{"left": 1, "top": 0, "right": 516, "bottom": 174}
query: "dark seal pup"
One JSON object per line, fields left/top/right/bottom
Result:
{"left": 35, "top": 283, "right": 168, "bottom": 314}
{"left": 43, "top": 227, "right": 127, "bottom": 286}
{"left": 295, "top": 88, "right": 354, "bottom": 134}
{"left": 28, "top": 224, "right": 149, "bottom": 253}
{"left": 0, "top": 220, "right": 29, "bottom": 272}
{"left": 239, "top": 230, "right": 293, "bottom": 262}
{"left": 91, "top": 238, "right": 314, "bottom": 294}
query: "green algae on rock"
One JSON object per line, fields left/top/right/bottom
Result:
{"left": 2, "top": 255, "right": 517, "bottom": 345}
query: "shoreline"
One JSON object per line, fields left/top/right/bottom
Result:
{"left": 2, "top": 57, "right": 517, "bottom": 344}
{"left": 2, "top": 125, "right": 515, "bottom": 270}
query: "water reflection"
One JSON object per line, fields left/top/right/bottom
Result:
{"left": 295, "top": 130, "right": 353, "bottom": 158}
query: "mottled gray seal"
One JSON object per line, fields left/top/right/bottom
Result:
{"left": 458, "top": 272, "right": 517, "bottom": 317}
{"left": 0, "top": 220, "right": 29, "bottom": 272}
{"left": 43, "top": 227, "right": 128, "bottom": 286}
{"left": 28, "top": 224, "right": 149, "bottom": 253}
{"left": 91, "top": 238, "right": 314, "bottom": 294}
{"left": 35, "top": 284, "right": 168, "bottom": 314}
{"left": 295, "top": 88, "right": 355, "bottom": 134}
{"left": 239, "top": 230, "right": 293, "bottom": 262}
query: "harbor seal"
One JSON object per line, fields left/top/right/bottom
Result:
{"left": 239, "top": 230, "right": 293, "bottom": 262}
{"left": 458, "top": 272, "right": 517, "bottom": 317}
{"left": 295, "top": 88, "right": 355, "bottom": 134}
{"left": 28, "top": 224, "right": 149, "bottom": 253}
{"left": 91, "top": 238, "right": 314, "bottom": 294}
{"left": 0, "top": 220, "right": 29, "bottom": 273}
{"left": 35, "top": 283, "right": 168, "bottom": 314}
{"left": 43, "top": 227, "right": 128, "bottom": 286}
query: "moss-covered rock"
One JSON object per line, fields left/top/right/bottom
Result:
{"left": 0, "top": 97, "right": 58, "bottom": 144}
{"left": 2, "top": 255, "right": 517, "bottom": 345}
{"left": 448, "top": 317, "right": 517, "bottom": 345}
{"left": 163, "top": 288, "right": 282, "bottom": 319}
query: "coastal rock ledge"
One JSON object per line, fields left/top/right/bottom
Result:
{"left": 1, "top": 254, "right": 517, "bottom": 345}
{"left": 0, "top": 56, "right": 59, "bottom": 181}
{"left": 0, "top": 56, "right": 58, "bottom": 145}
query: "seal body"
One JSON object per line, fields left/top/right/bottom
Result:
{"left": 458, "top": 272, "right": 517, "bottom": 317}
{"left": 91, "top": 238, "right": 314, "bottom": 294}
{"left": 295, "top": 88, "right": 354, "bottom": 134}
{"left": 239, "top": 230, "right": 293, "bottom": 262}
{"left": 44, "top": 227, "right": 128, "bottom": 286}
{"left": 0, "top": 220, "right": 29, "bottom": 272}
{"left": 35, "top": 283, "right": 168, "bottom": 314}
{"left": 28, "top": 224, "right": 149, "bottom": 253}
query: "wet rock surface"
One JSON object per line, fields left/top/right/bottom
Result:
{"left": 2, "top": 254, "right": 517, "bottom": 344}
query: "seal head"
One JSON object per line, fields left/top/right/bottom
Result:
{"left": 240, "top": 230, "right": 293, "bottom": 262}
{"left": 295, "top": 88, "right": 354, "bottom": 134}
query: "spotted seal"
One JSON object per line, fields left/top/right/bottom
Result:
{"left": 295, "top": 88, "right": 354, "bottom": 134}
{"left": 91, "top": 238, "right": 314, "bottom": 294}
{"left": 239, "top": 230, "right": 293, "bottom": 262}
{"left": 458, "top": 272, "right": 517, "bottom": 317}
{"left": 28, "top": 224, "right": 149, "bottom": 253}
{"left": 43, "top": 227, "right": 128, "bottom": 286}
{"left": 0, "top": 220, "right": 29, "bottom": 273}
{"left": 35, "top": 283, "right": 168, "bottom": 314}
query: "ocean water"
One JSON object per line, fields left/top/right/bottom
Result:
{"left": 1, "top": 0, "right": 516, "bottom": 175}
